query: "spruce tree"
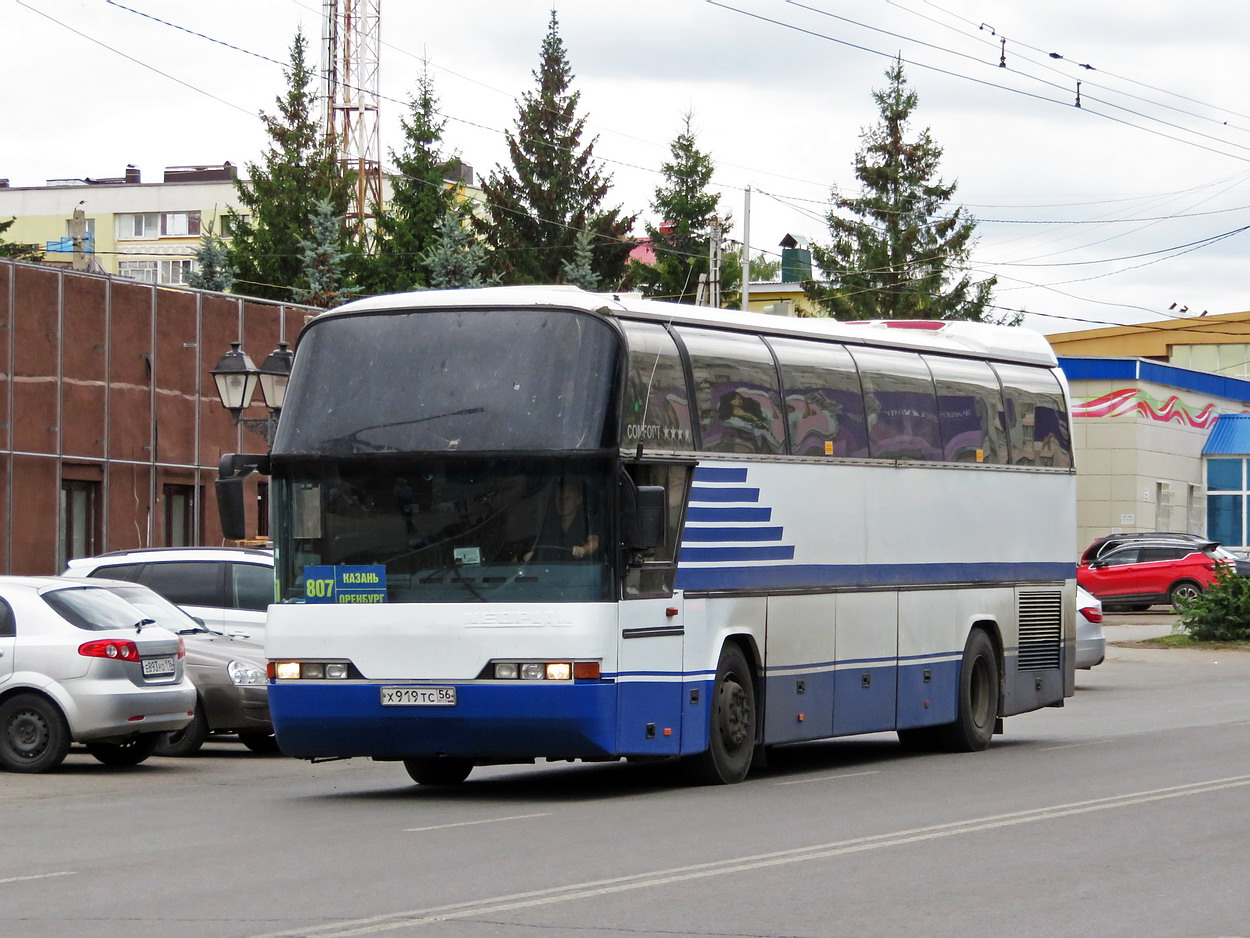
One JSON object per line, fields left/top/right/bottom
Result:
{"left": 560, "top": 227, "right": 599, "bottom": 290}
{"left": 187, "top": 222, "right": 236, "bottom": 292}
{"left": 293, "top": 199, "right": 359, "bottom": 308}
{"left": 422, "top": 207, "right": 495, "bottom": 289}
{"left": 361, "top": 65, "right": 459, "bottom": 294}
{"left": 227, "top": 30, "right": 354, "bottom": 301}
{"left": 805, "top": 57, "right": 1002, "bottom": 322}
{"left": 629, "top": 113, "right": 735, "bottom": 305}
{"left": 474, "top": 10, "right": 633, "bottom": 286}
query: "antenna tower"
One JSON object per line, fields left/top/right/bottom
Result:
{"left": 322, "top": 0, "right": 382, "bottom": 251}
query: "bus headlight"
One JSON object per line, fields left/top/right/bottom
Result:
{"left": 485, "top": 660, "right": 596, "bottom": 681}
{"left": 271, "top": 660, "right": 354, "bottom": 680}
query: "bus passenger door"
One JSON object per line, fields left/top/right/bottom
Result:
{"left": 615, "top": 596, "right": 685, "bottom": 756}
{"left": 832, "top": 591, "right": 898, "bottom": 735}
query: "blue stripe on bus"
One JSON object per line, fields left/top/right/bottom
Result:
{"left": 675, "top": 561, "right": 1075, "bottom": 591}
{"left": 693, "top": 467, "right": 749, "bottom": 482}
{"left": 689, "top": 486, "right": 760, "bottom": 503}
{"left": 679, "top": 545, "right": 797, "bottom": 562}
{"left": 686, "top": 507, "right": 773, "bottom": 523}
{"left": 682, "top": 526, "right": 785, "bottom": 542}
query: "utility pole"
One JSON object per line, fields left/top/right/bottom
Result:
{"left": 707, "top": 217, "right": 723, "bottom": 308}
{"left": 71, "top": 205, "right": 88, "bottom": 272}
{"left": 741, "top": 186, "right": 751, "bottom": 313}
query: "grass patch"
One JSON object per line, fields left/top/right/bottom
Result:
{"left": 1142, "top": 632, "right": 1250, "bottom": 652}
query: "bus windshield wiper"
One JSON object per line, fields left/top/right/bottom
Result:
{"left": 325, "top": 407, "right": 486, "bottom": 454}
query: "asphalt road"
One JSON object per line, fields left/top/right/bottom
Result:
{"left": 4, "top": 622, "right": 1249, "bottom": 938}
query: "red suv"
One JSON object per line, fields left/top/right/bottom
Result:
{"left": 1077, "top": 533, "right": 1250, "bottom": 611}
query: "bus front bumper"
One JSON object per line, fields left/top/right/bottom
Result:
{"left": 269, "top": 680, "right": 621, "bottom": 762}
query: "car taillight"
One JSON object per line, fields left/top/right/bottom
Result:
{"left": 79, "top": 639, "right": 141, "bottom": 660}
{"left": 178, "top": 636, "right": 186, "bottom": 659}
{"left": 1079, "top": 606, "right": 1103, "bottom": 624}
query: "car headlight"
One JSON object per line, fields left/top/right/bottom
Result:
{"left": 228, "top": 659, "right": 267, "bottom": 686}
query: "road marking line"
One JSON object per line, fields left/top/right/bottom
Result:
{"left": 403, "top": 813, "right": 550, "bottom": 832}
{"left": 249, "top": 774, "right": 1250, "bottom": 938}
{"left": 1038, "top": 739, "right": 1114, "bottom": 750}
{"left": 0, "top": 872, "right": 75, "bottom": 885}
{"left": 774, "top": 770, "right": 880, "bottom": 785}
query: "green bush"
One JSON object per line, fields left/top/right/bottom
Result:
{"left": 1176, "top": 563, "right": 1250, "bottom": 642}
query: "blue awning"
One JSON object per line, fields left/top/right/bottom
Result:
{"left": 1203, "top": 414, "right": 1250, "bottom": 455}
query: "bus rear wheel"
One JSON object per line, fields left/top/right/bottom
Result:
{"left": 936, "top": 630, "right": 999, "bottom": 753}
{"left": 689, "top": 643, "right": 757, "bottom": 785}
{"left": 404, "top": 757, "right": 473, "bottom": 786}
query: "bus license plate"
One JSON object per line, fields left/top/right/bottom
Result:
{"left": 142, "top": 656, "right": 175, "bottom": 677}
{"left": 380, "top": 686, "right": 456, "bottom": 706}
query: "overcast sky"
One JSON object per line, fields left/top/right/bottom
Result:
{"left": 7, "top": 0, "right": 1250, "bottom": 334}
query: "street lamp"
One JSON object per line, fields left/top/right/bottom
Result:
{"left": 211, "top": 341, "right": 289, "bottom": 444}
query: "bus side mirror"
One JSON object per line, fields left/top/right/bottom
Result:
{"left": 216, "top": 475, "right": 248, "bottom": 540}
{"left": 624, "top": 485, "right": 666, "bottom": 551}
{"left": 216, "top": 453, "right": 270, "bottom": 541}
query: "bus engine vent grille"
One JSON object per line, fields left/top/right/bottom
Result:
{"left": 1017, "top": 590, "right": 1062, "bottom": 671}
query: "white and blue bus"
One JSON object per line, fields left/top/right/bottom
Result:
{"left": 222, "top": 286, "right": 1076, "bottom": 786}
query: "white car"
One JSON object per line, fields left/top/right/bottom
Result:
{"left": 64, "top": 547, "right": 273, "bottom": 637}
{"left": 0, "top": 577, "right": 196, "bottom": 773}
{"left": 1076, "top": 585, "right": 1106, "bottom": 670}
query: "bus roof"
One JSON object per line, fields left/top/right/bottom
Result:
{"left": 321, "top": 285, "right": 1059, "bottom": 367}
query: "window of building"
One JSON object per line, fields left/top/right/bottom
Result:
{"left": 159, "top": 259, "right": 195, "bottom": 285}
{"left": 257, "top": 481, "right": 270, "bottom": 538}
{"left": 164, "top": 484, "right": 200, "bottom": 547}
{"left": 161, "top": 211, "right": 201, "bottom": 237}
{"left": 1206, "top": 458, "right": 1247, "bottom": 547}
{"left": 59, "top": 479, "right": 101, "bottom": 570}
{"left": 118, "top": 260, "right": 158, "bottom": 283}
{"left": 119, "top": 211, "right": 202, "bottom": 240}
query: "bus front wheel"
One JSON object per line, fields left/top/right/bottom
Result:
{"left": 404, "top": 757, "right": 473, "bottom": 786}
{"left": 690, "top": 643, "right": 757, "bottom": 785}
{"left": 936, "top": 630, "right": 1000, "bottom": 753}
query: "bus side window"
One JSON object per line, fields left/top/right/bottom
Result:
{"left": 768, "top": 336, "right": 869, "bottom": 459}
{"left": 993, "top": 363, "right": 1074, "bottom": 468}
{"left": 924, "top": 355, "right": 1009, "bottom": 464}
{"left": 619, "top": 321, "right": 695, "bottom": 452}
{"left": 622, "top": 462, "right": 693, "bottom": 599}
{"left": 676, "top": 327, "right": 785, "bottom": 456}
{"left": 847, "top": 347, "right": 942, "bottom": 462}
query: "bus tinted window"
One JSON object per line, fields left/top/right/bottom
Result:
{"left": 619, "top": 321, "right": 695, "bottom": 452}
{"left": 848, "top": 347, "right": 941, "bottom": 461}
{"left": 677, "top": 328, "right": 785, "bottom": 455}
{"left": 768, "top": 337, "right": 869, "bottom": 458}
{"left": 274, "top": 309, "right": 618, "bottom": 456}
{"left": 994, "top": 362, "right": 1073, "bottom": 468}
{"left": 924, "top": 355, "right": 1009, "bottom": 464}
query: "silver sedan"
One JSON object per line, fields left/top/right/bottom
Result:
{"left": 0, "top": 577, "right": 196, "bottom": 772}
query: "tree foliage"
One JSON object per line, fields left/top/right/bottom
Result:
{"left": 0, "top": 217, "right": 44, "bottom": 262}
{"left": 187, "top": 222, "right": 235, "bottom": 293}
{"left": 805, "top": 57, "right": 1004, "bottom": 323}
{"left": 629, "top": 113, "right": 736, "bottom": 305}
{"left": 1176, "top": 563, "right": 1250, "bottom": 642}
{"left": 360, "top": 64, "right": 460, "bottom": 295}
{"left": 474, "top": 10, "right": 633, "bottom": 287}
{"left": 227, "top": 30, "right": 354, "bottom": 301}
{"left": 422, "top": 206, "right": 496, "bottom": 289}
{"left": 293, "top": 199, "right": 359, "bottom": 308}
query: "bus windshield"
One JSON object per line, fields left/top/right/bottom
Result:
{"left": 274, "top": 456, "right": 614, "bottom": 604}
{"left": 272, "top": 307, "right": 619, "bottom": 457}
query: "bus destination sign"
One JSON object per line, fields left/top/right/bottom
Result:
{"left": 304, "top": 565, "right": 388, "bottom": 604}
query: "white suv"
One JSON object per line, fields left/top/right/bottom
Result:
{"left": 64, "top": 547, "right": 273, "bottom": 638}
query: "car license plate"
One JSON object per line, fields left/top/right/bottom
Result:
{"left": 142, "top": 656, "right": 175, "bottom": 677}
{"left": 380, "top": 686, "right": 456, "bottom": 706}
